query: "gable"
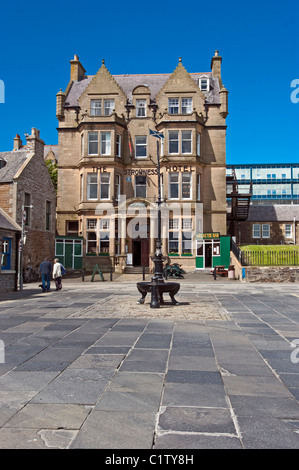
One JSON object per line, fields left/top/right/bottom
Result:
{"left": 78, "top": 61, "right": 127, "bottom": 116}
{"left": 155, "top": 61, "right": 206, "bottom": 114}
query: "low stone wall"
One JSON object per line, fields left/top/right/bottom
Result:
{"left": 0, "top": 271, "right": 16, "bottom": 292}
{"left": 230, "top": 251, "right": 299, "bottom": 283}
{"left": 244, "top": 266, "right": 299, "bottom": 283}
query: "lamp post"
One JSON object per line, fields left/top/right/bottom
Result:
{"left": 150, "top": 138, "right": 164, "bottom": 308}
{"left": 136, "top": 130, "right": 180, "bottom": 307}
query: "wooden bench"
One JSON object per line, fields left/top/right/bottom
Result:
{"left": 214, "top": 266, "right": 228, "bottom": 277}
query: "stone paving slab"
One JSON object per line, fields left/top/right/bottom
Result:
{"left": 0, "top": 278, "right": 299, "bottom": 449}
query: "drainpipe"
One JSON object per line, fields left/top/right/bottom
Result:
{"left": 294, "top": 217, "right": 296, "bottom": 245}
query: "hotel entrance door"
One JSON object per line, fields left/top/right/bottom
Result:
{"left": 133, "top": 239, "right": 149, "bottom": 266}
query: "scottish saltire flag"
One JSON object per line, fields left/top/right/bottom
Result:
{"left": 149, "top": 129, "right": 164, "bottom": 139}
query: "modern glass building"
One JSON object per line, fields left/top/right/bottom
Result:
{"left": 226, "top": 164, "right": 299, "bottom": 204}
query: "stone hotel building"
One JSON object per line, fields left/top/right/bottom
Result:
{"left": 55, "top": 51, "right": 230, "bottom": 272}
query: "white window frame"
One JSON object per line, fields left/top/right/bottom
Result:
{"left": 115, "top": 173, "right": 121, "bottom": 201}
{"left": 196, "top": 173, "right": 201, "bottom": 200}
{"left": 181, "top": 172, "right": 192, "bottom": 199}
{"left": 181, "top": 97, "right": 193, "bottom": 114}
{"left": 168, "top": 98, "right": 179, "bottom": 114}
{"left": 91, "top": 99, "right": 102, "bottom": 116}
{"left": 253, "top": 224, "right": 261, "bottom": 238}
{"left": 135, "top": 175, "right": 147, "bottom": 198}
{"left": 136, "top": 99, "right": 147, "bottom": 117}
{"left": 196, "top": 133, "right": 201, "bottom": 156}
{"left": 116, "top": 134, "right": 121, "bottom": 157}
{"left": 168, "top": 172, "right": 179, "bottom": 199}
{"left": 181, "top": 230, "right": 193, "bottom": 254}
{"left": 100, "top": 173, "right": 110, "bottom": 200}
{"left": 100, "top": 132, "right": 111, "bottom": 156}
{"left": 88, "top": 132, "right": 98, "bottom": 155}
{"left": 168, "top": 131, "right": 179, "bottom": 154}
{"left": 135, "top": 136, "right": 147, "bottom": 158}
{"left": 285, "top": 223, "right": 293, "bottom": 238}
{"left": 181, "top": 130, "right": 192, "bottom": 154}
{"left": 262, "top": 224, "right": 270, "bottom": 238}
{"left": 103, "top": 99, "right": 114, "bottom": 116}
{"left": 199, "top": 77, "right": 210, "bottom": 92}
{"left": 87, "top": 173, "right": 98, "bottom": 200}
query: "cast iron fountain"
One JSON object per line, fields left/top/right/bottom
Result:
{"left": 137, "top": 133, "right": 180, "bottom": 308}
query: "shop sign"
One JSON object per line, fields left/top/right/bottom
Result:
{"left": 196, "top": 232, "right": 220, "bottom": 240}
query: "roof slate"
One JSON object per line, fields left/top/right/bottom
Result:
{"left": 247, "top": 205, "right": 299, "bottom": 222}
{"left": 64, "top": 72, "right": 219, "bottom": 108}
{"left": 0, "top": 207, "right": 21, "bottom": 231}
{"left": 0, "top": 151, "right": 29, "bottom": 183}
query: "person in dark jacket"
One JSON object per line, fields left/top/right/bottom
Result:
{"left": 40, "top": 258, "right": 52, "bottom": 292}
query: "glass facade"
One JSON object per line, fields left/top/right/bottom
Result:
{"left": 227, "top": 164, "right": 299, "bottom": 204}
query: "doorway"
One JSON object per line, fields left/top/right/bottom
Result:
{"left": 204, "top": 241, "right": 212, "bottom": 268}
{"left": 132, "top": 239, "right": 149, "bottom": 266}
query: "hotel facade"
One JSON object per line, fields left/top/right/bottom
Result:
{"left": 55, "top": 52, "right": 230, "bottom": 272}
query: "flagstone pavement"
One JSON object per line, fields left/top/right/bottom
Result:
{"left": 0, "top": 272, "right": 299, "bottom": 449}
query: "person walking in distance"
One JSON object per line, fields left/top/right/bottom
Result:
{"left": 53, "top": 258, "right": 63, "bottom": 291}
{"left": 40, "top": 257, "right": 52, "bottom": 292}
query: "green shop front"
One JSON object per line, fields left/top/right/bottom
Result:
{"left": 55, "top": 236, "right": 83, "bottom": 270}
{"left": 195, "top": 233, "right": 230, "bottom": 269}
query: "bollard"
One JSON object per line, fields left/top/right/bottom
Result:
{"left": 213, "top": 267, "right": 217, "bottom": 280}
{"left": 142, "top": 266, "right": 145, "bottom": 281}
{"left": 82, "top": 269, "right": 85, "bottom": 282}
{"left": 150, "top": 276, "right": 160, "bottom": 308}
{"left": 110, "top": 267, "right": 113, "bottom": 281}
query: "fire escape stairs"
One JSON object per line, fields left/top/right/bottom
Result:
{"left": 227, "top": 168, "right": 252, "bottom": 237}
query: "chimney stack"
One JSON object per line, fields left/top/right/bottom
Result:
{"left": 211, "top": 50, "right": 222, "bottom": 87}
{"left": 70, "top": 54, "right": 86, "bottom": 82}
{"left": 24, "top": 128, "right": 45, "bottom": 158}
{"left": 13, "top": 134, "right": 23, "bottom": 151}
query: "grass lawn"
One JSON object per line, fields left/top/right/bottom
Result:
{"left": 240, "top": 245, "right": 299, "bottom": 266}
{"left": 241, "top": 245, "right": 299, "bottom": 252}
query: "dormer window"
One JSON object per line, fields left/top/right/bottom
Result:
{"left": 199, "top": 77, "right": 210, "bottom": 92}
{"left": 136, "top": 99, "right": 146, "bottom": 117}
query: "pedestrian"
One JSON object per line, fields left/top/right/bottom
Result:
{"left": 40, "top": 257, "right": 52, "bottom": 292}
{"left": 53, "top": 258, "right": 63, "bottom": 291}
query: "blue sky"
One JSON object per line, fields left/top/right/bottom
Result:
{"left": 0, "top": 0, "right": 298, "bottom": 164}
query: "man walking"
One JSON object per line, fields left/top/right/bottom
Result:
{"left": 40, "top": 257, "right": 52, "bottom": 292}
{"left": 53, "top": 258, "right": 63, "bottom": 291}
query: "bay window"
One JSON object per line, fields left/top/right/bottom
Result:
{"left": 116, "top": 134, "right": 121, "bottom": 157}
{"left": 181, "top": 131, "right": 192, "bottom": 154}
{"left": 87, "top": 173, "right": 98, "bottom": 200}
{"left": 100, "top": 173, "right": 110, "bottom": 199}
{"left": 169, "top": 173, "right": 179, "bottom": 199}
{"left": 100, "top": 132, "right": 111, "bottom": 155}
{"left": 168, "top": 131, "right": 179, "bottom": 154}
{"left": 168, "top": 130, "right": 192, "bottom": 155}
{"left": 88, "top": 132, "right": 98, "bottom": 155}
{"left": 182, "top": 172, "right": 192, "bottom": 199}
